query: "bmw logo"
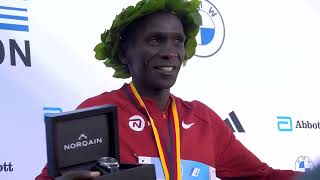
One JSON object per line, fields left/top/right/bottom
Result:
{"left": 195, "top": 0, "right": 225, "bottom": 58}
{"left": 295, "top": 156, "right": 314, "bottom": 172}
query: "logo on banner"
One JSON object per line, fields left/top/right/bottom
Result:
{"left": 195, "top": 0, "right": 225, "bottom": 58}
{"left": 0, "top": 5, "right": 29, "bottom": 32}
{"left": 0, "top": 2, "right": 31, "bottom": 67}
{"left": 0, "top": 39, "right": 31, "bottom": 67}
{"left": 224, "top": 111, "right": 245, "bottom": 133}
{"left": 129, "top": 115, "right": 145, "bottom": 132}
{"left": 63, "top": 133, "right": 103, "bottom": 151}
{"left": 277, "top": 116, "right": 293, "bottom": 131}
{"left": 0, "top": 162, "right": 14, "bottom": 172}
{"left": 295, "top": 156, "right": 314, "bottom": 172}
{"left": 277, "top": 116, "right": 320, "bottom": 132}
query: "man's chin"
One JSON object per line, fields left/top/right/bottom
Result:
{"left": 152, "top": 79, "right": 177, "bottom": 90}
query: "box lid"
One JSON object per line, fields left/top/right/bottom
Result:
{"left": 45, "top": 105, "right": 119, "bottom": 177}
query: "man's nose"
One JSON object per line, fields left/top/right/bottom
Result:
{"left": 159, "top": 43, "right": 178, "bottom": 59}
{"left": 160, "top": 52, "right": 178, "bottom": 59}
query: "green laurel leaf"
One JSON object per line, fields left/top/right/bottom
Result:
{"left": 94, "top": 0, "right": 202, "bottom": 79}
{"left": 113, "top": 65, "right": 130, "bottom": 78}
{"left": 94, "top": 43, "right": 108, "bottom": 60}
{"left": 185, "top": 38, "right": 197, "bottom": 60}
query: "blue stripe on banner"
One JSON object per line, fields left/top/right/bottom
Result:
{"left": 43, "top": 107, "right": 63, "bottom": 117}
{"left": 0, "top": 23, "right": 29, "bottom": 32}
{"left": 0, "top": 6, "right": 27, "bottom": 12}
{"left": 43, "top": 107, "right": 63, "bottom": 112}
{"left": 0, "top": 14, "right": 28, "bottom": 21}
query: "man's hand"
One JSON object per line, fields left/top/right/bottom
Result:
{"left": 54, "top": 170, "right": 100, "bottom": 180}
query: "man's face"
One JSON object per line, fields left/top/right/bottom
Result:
{"left": 122, "top": 12, "right": 185, "bottom": 91}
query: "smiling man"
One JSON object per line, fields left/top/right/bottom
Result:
{"left": 118, "top": 11, "right": 186, "bottom": 112}
{"left": 36, "top": 0, "right": 302, "bottom": 180}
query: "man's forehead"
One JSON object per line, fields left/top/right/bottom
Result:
{"left": 133, "top": 12, "right": 184, "bottom": 34}
{"left": 141, "top": 30, "right": 185, "bottom": 37}
{"left": 148, "top": 12, "right": 181, "bottom": 22}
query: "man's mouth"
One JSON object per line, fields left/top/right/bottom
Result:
{"left": 155, "top": 66, "right": 175, "bottom": 72}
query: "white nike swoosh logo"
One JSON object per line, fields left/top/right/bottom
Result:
{"left": 182, "top": 121, "right": 195, "bottom": 129}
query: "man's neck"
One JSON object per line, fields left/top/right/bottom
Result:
{"left": 132, "top": 82, "right": 170, "bottom": 112}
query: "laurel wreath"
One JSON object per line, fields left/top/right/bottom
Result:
{"left": 94, "top": 0, "right": 202, "bottom": 78}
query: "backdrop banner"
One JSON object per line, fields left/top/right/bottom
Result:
{"left": 0, "top": 0, "right": 319, "bottom": 179}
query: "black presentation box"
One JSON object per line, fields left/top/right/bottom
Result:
{"left": 45, "top": 105, "right": 156, "bottom": 180}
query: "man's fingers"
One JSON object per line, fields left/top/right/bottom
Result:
{"left": 90, "top": 171, "right": 101, "bottom": 177}
{"left": 56, "top": 170, "right": 101, "bottom": 180}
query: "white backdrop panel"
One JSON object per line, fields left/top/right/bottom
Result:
{"left": 0, "top": 0, "right": 319, "bottom": 179}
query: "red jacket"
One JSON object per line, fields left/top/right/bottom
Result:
{"left": 36, "top": 84, "right": 300, "bottom": 180}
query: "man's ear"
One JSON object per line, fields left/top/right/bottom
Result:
{"left": 118, "top": 48, "right": 129, "bottom": 65}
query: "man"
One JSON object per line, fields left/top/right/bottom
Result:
{"left": 36, "top": 0, "right": 302, "bottom": 179}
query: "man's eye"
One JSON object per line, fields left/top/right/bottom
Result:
{"left": 149, "top": 38, "right": 160, "bottom": 46}
{"left": 174, "top": 38, "right": 184, "bottom": 45}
